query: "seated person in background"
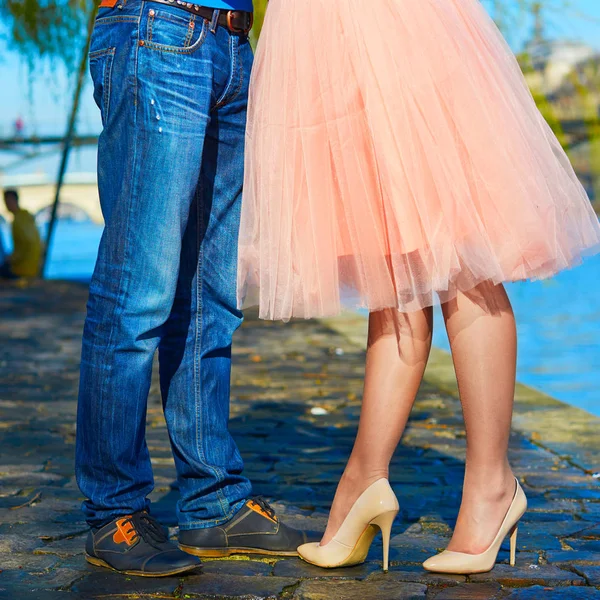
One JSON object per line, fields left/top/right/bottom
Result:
{"left": 0, "top": 189, "right": 42, "bottom": 279}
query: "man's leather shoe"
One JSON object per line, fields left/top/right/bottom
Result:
{"left": 178, "top": 497, "right": 319, "bottom": 557}
{"left": 86, "top": 512, "right": 201, "bottom": 577}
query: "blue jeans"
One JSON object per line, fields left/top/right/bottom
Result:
{"left": 76, "top": 0, "right": 253, "bottom": 530}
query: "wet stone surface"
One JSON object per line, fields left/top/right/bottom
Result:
{"left": 0, "top": 280, "right": 599, "bottom": 599}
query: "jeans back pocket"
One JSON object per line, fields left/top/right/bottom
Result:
{"left": 89, "top": 47, "right": 116, "bottom": 126}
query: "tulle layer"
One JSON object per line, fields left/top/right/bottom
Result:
{"left": 237, "top": 0, "right": 600, "bottom": 320}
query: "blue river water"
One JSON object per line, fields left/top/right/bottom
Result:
{"left": 433, "top": 255, "right": 600, "bottom": 417}
{"left": 4, "top": 220, "right": 599, "bottom": 417}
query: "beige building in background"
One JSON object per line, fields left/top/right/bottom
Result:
{"left": 523, "top": 39, "right": 597, "bottom": 95}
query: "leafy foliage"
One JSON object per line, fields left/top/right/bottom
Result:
{"left": 249, "top": 0, "right": 266, "bottom": 46}
{"left": 0, "top": 0, "right": 93, "bottom": 67}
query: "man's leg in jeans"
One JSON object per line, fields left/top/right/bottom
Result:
{"left": 79, "top": 8, "right": 314, "bottom": 559}
{"left": 76, "top": 6, "right": 215, "bottom": 529}
{"left": 159, "top": 28, "right": 252, "bottom": 530}
{"left": 172, "top": 30, "right": 315, "bottom": 556}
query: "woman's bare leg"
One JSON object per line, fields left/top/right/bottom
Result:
{"left": 442, "top": 282, "right": 517, "bottom": 554}
{"left": 321, "top": 306, "right": 433, "bottom": 545}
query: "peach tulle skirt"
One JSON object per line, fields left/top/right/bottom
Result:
{"left": 237, "top": 0, "right": 600, "bottom": 320}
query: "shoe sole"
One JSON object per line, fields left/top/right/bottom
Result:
{"left": 178, "top": 544, "right": 299, "bottom": 558}
{"left": 85, "top": 553, "right": 200, "bottom": 577}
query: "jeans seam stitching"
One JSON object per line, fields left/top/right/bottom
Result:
{"left": 89, "top": 47, "right": 116, "bottom": 59}
{"left": 194, "top": 184, "right": 203, "bottom": 501}
{"left": 193, "top": 185, "right": 228, "bottom": 518}
{"left": 114, "top": 0, "right": 144, "bottom": 503}
{"left": 95, "top": 16, "right": 139, "bottom": 25}
{"left": 225, "top": 40, "right": 244, "bottom": 108}
{"left": 194, "top": 179, "right": 230, "bottom": 520}
{"left": 231, "top": 49, "right": 244, "bottom": 105}
{"left": 212, "top": 35, "right": 236, "bottom": 111}
{"left": 147, "top": 8, "right": 154, "bottom": 42}
{"left": 184, "top": 15, "right": 196, "bottom": 47}
{"left": 103, "top": 48, "right": 116, "bottom": 119}
{"left": 94, "top": 3, "right": 144, "bottom": 508}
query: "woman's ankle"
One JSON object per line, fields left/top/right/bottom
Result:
{"left": 462, "top": 464, "right": 515, "bottom": 501}
{"left": 342, "top": 460, "right": 389, "bottom": 488}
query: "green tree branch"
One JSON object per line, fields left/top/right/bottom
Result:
{"left": 0, "top": 0, "right": 94, "bottom": 67}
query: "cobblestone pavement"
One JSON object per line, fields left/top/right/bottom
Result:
{"left": 1, "top": 280, "right": 600, "bottom": 599}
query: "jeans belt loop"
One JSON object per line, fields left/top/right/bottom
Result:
{"left": 209, "top": 9, "right": 220, "bottom": 33}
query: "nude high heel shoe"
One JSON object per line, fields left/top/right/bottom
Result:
{"left": 297, "top": 478, "right": 399, "bottom": 571}
{"left": 423, "top": 477, "right": 527, "bottom": 575}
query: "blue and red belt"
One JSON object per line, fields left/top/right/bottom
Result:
{"left": 146, "top": 0, "right": 253, "bottom": 34}
{"left": 99, "top": 0, "right": 253, "bottom": 35}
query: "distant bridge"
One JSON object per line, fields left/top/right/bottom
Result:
{"left": 0, "top": 134, "right": 102, "bottom": 225}
{"left": 0, "top": 134, "right": 99, "bottom": 150}
{"left": 0, "top": 134, "right": 99, "bottom": 172}
{"left": 0, "top": 172, "right": 103, "bottom": 225}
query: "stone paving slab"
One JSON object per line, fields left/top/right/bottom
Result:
{"left": 0, "top": 280, "right": 599, "bottom": 599}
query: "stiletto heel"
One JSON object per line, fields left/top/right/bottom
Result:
{"left": 370, "top": 510, "right": 397, "bottom": 572}
{"left": 509, "top": 524, "right": 518, "bottom": 567}
{"left": 423, "top": 477, "right": 527, "bottom": 575}
{"left": 298, "top": 479, "right": 399, "bottom": 570}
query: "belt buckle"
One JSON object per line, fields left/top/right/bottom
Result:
{"left": 226, "top": 10, "right": 253, "bottom": 35}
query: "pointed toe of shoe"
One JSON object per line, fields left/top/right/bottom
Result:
{"left": 423, "top": 551, "right": 468, "bottom": 574}
{"left": 423, "top": 550, "right": 494, "bottom": 575}
{"left": 298, "top": 540, "right": 364, "bottom": 569}
{"left": 297, "top": 542, "right": 321, "bottom": 564}
{"left": 422, "top": 552, "right": 445, "bottom": 572}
